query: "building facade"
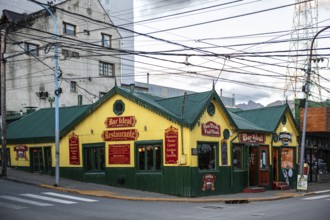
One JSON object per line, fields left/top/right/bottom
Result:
{"left": 0, "top": 0, "right": 122, "bottom": 113}
{"left": 6, "top": 86, "right": 300, "bottom": 197}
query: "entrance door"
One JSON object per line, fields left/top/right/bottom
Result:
{"left": 249, "top": 147, "right": 258, "bottom": 186}
{"left": 44, "top": 147, "right": 52, "bottom": 174}
{"left": 259, "top": 146, "right": 270, "bottom": 186}
{"left": 30, "top": 147, "right": 44, "bottom": 172}
{"left": 273, "top": 148, "right": 279, "bottom": 182}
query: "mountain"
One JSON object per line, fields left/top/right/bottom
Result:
{"left": 235, "top": 100, "right": 264, "bottom": 110}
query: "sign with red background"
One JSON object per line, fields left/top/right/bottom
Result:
{"left": 69, "top": 133, "right": 80, "bottom": 165}
{"left": 101, "top": 129, "right": 139, "bottom": 141}
{"left": 165, "top": 126, "right": 178, "bottom": 164}
{"left": 108, "top": 144, "right": 130, "bottom": 164}
{"left": 201, "top": 121, "right": 221, "bottom": 137}
{"left": 104, "top": 116, "right": 137, "bottom": 128}
{"left": 239, "top": 132, "right": 265, "bottom": 144}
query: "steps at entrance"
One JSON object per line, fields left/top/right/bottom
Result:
{"left": 273, "top": 181, "right": 290, "bottom": 190}
{"left": 243, "top": 187, "right": 265, "bottom": 193}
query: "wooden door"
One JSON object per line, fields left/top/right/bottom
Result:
{"left": 259, "top": 146, "right": 270, "bottom": 186}
{"left": 249, "top": 147, "right": 258, "bottom": 186}
{"left": 30, "top": 148, "right": 44, "bottom": 172}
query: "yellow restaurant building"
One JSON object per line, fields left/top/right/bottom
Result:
{"left": 6, "top": 86, "right": 299, "bottom": 196}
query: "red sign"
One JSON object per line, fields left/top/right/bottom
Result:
{"left": 202, "top": 174, "right": 216, "bottom": 191}
{"left": 239, "top": 132, "right": 265, "bottom": 144}
{"left": 69, "top": 133, "right": 80, "bottom": 165}
{"left": 165, "top": 126, "right": 178, "bottom": 164}
{"left": 201, "top": 121, "right": 221, "bottom": 137}
{"left": 104, "top": 116, "right": 137, "bottom": 128}
{"left": 109, "top": 144, "right": 130, "bottom": 164}
{"left": 101, "top": 129, "right": 139, "bottom": 141}
{"left": 14, "top": 145, "right": 28, "bottom": 160}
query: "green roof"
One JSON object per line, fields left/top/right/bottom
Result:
{"left": 7, "top": 105, "right": 90, "bottom": 144}
{"left": 6, "top": 86, "right": 298, "bottom": 144}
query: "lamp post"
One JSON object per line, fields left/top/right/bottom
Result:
{"left": 29, "top": 0, "right": 60, "bottom": 186}
{"left": 299, "top": 26, "right": 330, "bottom": 184}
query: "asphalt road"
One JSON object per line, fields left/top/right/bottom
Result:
{"left": 0, "top": 179, "right": 329, "bottom": 220}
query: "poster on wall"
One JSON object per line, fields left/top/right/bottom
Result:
{"left": 165, "top": 126, "right": 178, "bottom": 164}
{"left": 14, "top": 145, "right": 28, "bottom": 160}
{"left": 69, "top": 133, "right": 80, "bottom": 165}
{"left": 221, "top": 140, "right": 228, "bottom": 165}
{"left": 109, "top": 144, "right": 130, "bottom": 164}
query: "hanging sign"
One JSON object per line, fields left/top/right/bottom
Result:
{"left": 104, "top": 116, "right": 137, "bottom": 128}
{"left": 14, "top": 145, "right": 28, "bottom": 160}
{"left": 239, "top": 132, "right": 265, "bottom": 144}
{"left": 165, "top": 126, "right": 178, "bottom": 164}
{"left": 279, "top": 132, "right": 292, "bottom": 145}
{"left": 201, "top": 121, "right": 221, "bottom": 137}
{"left": 101, "top": 129, "right": 139, "bottom": 141}
{"left": 69, "top": 133, "right": 80, "bottom": 165}
{"left": 109, "top": 144, "right": 130, "bottom": 164}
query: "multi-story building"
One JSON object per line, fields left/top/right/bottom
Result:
{"left": 0, "top": 0, "right": 125, "bottom": 113}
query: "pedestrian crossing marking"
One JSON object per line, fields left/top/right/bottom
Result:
{"left": 315, "top": 190, "right": 330, "bottom": 194}
{"left": 21, "top": 194, "right": 77, "bottom": 204}
{"left": 0, "top": 195, "right": 53, "bottom": 207}
{"left": 302, "top": 194, "right": 330, "bottom": 200}
{"left": 0, "top": 201, "right": 27, "bottom": 210}
{"left": 42, "top": 192, "right": 98, "bottom": 202}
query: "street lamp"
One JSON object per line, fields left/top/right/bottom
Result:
{"left": 28, "top": 0, "right": 60, "bottom": 186}
{"left": 299, "top": 26, "right": 330, "bottom": 184}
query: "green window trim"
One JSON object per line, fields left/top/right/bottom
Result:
{"left": 135, "top": 140, "right": 163, "bottom": 173}
{"left": 83, "top": 143, "right": 105, "bottom": 173}
{"left": 232, "top": 144, "right": 247, "bottom": 171}
{"left": 197, "top": 141, "right": 219, "bottom": 172}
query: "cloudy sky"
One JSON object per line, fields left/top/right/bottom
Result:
{"left": 132, "top": 0, "right": 330, "bottom": 105}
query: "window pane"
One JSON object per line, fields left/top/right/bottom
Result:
{"left": 198, "top": 143, "right": 216, "bottom": 170}
{"left": 260, "top": 150, "right": 267, "bottom": 169}
{"left": 100, "top": 148, "right": 105, "bottom": 170}
{"left": 147, "top": 146, "right": 153, "bottom": 170}
{"left": 64, "top": 23, "right": 75, "bottom": 36}
{"left": 86, "top": 148, "right": 92, "bottom": 171}
{"left": 138, "top": 147, "right": 145, "bottom": 170}
{"left": 155, "top": 145, "right": 161, "bottom": 170}
{"left": 233, "top": 145, "right": 242, "bottom": 169}
{"left": 102, "top": 34, "right": 111, "bottom": 48}
{"left": 281, "top": 148, "right": 293, "bottom": 168}
{"left": 25, "top": 43, "right": 38, "bottom": 56}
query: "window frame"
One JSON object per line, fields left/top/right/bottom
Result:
{"left": 232, "top": 144, "right": 245, "bottom": 170}
{"left": 197, "top": 141, "right": 218, "bottom": 172}
{"left": 101, "top": 33, "right": 112, "bottom": 48}
{"left": 99, "top": 61, "right": 115, "bottom": 77}
{"left": 83, "top": 143, "right": 105, "bottom": 173}
{"left": 281, "top": 147, "right": 294, "bottom": 169}
{"left": 70, "top": 81, "right": 77, "bottom": 93}
{"left": 63, "top": 22, "right": 76, "bottom": 36}
{"left": 25, "top": 42, "right": 39, "bottom": 56}
{"left": 135, "top": 140, "right": 163, "bottom": 173}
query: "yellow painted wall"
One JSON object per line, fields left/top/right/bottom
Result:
{"left": 8, "top": 143, "right": 54, "bottom": 167}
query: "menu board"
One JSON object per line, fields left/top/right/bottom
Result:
{"left": 69, "top": 133, "right": 80, "bottom": 165}
{"left": 109, "top": 144, "right": 130, "bottom": 164}
{"left": 165, "top": 126, "right": 178, "bottom": 164}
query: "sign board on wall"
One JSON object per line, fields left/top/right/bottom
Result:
{"left": 101, "top": 129, "right": 139, "bottom": 141}
{"left": 14, "top": 145, "right": 28, "bottom": 160}
{"left": 165, "top": 126, "right": 178, "bottom": 164}
{"left": 109, "top": 144, "right": 130, "bottom": 164}
{"left": 69, "top": 133, "right": 80, "bottom": 165}
{"left": 104, "top": 116, "right": 137, "bottom": 128}
{"left": 201, "top": 121, "right": 221, "bottom": 137}
{"left": 239, "top": 132, "right": 265, "bottom": 144}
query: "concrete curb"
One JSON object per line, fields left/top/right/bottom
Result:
{"left": 2, "top": 176, "right": 321, "bottom": 203}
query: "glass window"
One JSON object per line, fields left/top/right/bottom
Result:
{"left": 99, "top": 61, "right": 114, "bottom": 77}
{"left": 281, "top": 148, "right": 294, "bottom": 168}
{"left": 101, "top": 33, "right": 111, "bottom": 48}
{"left": 70, "top": 81, "right": 77, "bottom": 92}
{"left": 260, "top": 149, "right": 267, "bottom": 169}
{"left": 137, "top": 144, "right": 161, "bottom": 172}
{"left": 198, "top": 142, "right": 217, "bottom": 170}
{"left": 63, "top": 22, "right": 76, "bottom": 36}
{"left": 233, "top": 145, "right": 243, "bottom": 169}
{"left": 25, "top": 43, "right": 39, "bottom": 56}
{"left": 84, "top": 146, "right": 105, "bottom": 172}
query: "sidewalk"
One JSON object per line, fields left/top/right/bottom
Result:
{"left": 1, "top": 167, "right": 330, "bottom": 203}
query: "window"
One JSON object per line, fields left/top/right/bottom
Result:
{"left": 260, "top": 149, "right": 267, "bottom": 169}
{"left": 137, "top": 143, "right": 161, "bottom": 171}
{"left": 25, "top": 43, "right": 39, "bottom": 56}
{"left": 62, "top": 49, "right": 79, "bottom": 59}
{"left": 198, "top": 142, "right": 217, "bottom": 170}
{"left": 233, "top": 145, "right": 243, "bottom": 169}
{"left": 70, "top": 81, "right": 77, "bottom": 92}
{"left": 83, "top": 145, "right": 105, "bottom": 172}
{"left": 281, "top": 147, "right": 294, "bottom": 168}
{"left": 63, "top": 22, "right": 76, "bottom": 36}
{"left": 101, "top": 33, "right": 111, "bottom": 48}
{"left": 99, "top": 61, "right": 114, "bottom": 77}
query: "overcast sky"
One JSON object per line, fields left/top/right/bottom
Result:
{"left": 132, "top": 0, "right": 330, "bottom": 105}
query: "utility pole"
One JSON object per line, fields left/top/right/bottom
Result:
{"left": 1, "top": 28, "right": 7, "bottom": 177}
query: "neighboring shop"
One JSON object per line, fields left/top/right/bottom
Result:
{"left": 6, "top": 86, "right": 299, "bottom": 197}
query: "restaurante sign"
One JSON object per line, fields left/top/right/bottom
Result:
{"left": 101, "top": 129, "right": 139, "bottom": 141}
